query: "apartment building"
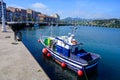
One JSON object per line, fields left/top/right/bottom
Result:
{"left": 6, "top": 7, "right": 60, "bottom": 23}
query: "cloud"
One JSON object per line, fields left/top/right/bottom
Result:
{"left": 7, "top": 4, "right": 25, "bottom": 9}
{"left": 31, "top": 2, "right": 51, "bottom": 14}
{"left": 31, "top": 2, "right": 62, "bottom": 16}
{"left": 32, "top": 2, "right": 47, "bottom": 9}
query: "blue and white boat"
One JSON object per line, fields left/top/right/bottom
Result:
{"left": 40, "top": 26, "right": 100, "bottom": 76}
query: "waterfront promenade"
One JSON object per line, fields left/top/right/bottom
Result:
{"left": 0, "top": 25, "right": 50, "bottom": 80}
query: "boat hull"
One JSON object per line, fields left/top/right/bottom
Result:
{"left": 45, "top": 47, "right": 99, "bottom": 74}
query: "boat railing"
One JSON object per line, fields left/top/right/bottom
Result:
{"left": 87, "top": 52, "right": 101, "bottom": 64}
{"left": 40, "top": 35, "right": 50, "bottom": 40}
{"left": 70, "top": 53, "right": 88, "bottom": 65}
{"left": 91, "top": 53, "right": 101, "bottom": 60}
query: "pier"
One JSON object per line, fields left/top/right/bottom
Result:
{"left": 0, "top": 25, "right": 50, "bottom": 80}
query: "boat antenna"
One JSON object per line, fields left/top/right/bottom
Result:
{"left": 80, "top": 43, "right": 84, "bottom": 49}
{"left": 71, "top": 19, "right": 78, "bottom": 34}
{"left": 50, "top": 22, "right": 53, "bottom": 37}
{"left": 72, "top": 26, "right": 78, "bottom": 34}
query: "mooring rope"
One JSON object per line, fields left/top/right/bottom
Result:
{"left": 82, "top": 67, "right": 88, "bottom": 80}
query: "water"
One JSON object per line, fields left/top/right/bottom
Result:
{"left": 21, "top": 26, "right": 120, "bottom": 80}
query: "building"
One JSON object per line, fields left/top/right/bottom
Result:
{"left": 6, "top": 8, "right": 12, "bottom": 21}
{"left": 37, "top": 13, "right": 60, "bottom": 23}
{"left": 26, "top": 9, "right": 41, "bottom": 22}
{"left": 7, "top": 7, "right": 27, "bottom": 22}
{"left": 44, "top": 15, "right": 55, "bottom": 23}
{"left": 26, "top": 9, "right": 33, "bottom": 21}
{"left": 0, "top": 1, "right": 6, "bottom": 22}
{"left": 38, "top": 14, "right": 46, "bottom": 22}
{"left": 51, "top": 14, "right": 60, "bottom": 23}
{"left": 32, "top": 10, "right": 41, "bottom": 22}
{"left": 16, "top": 8, "right": 27, "bottom": 22}
{"left": 36, "top": 12, "right": 41, "bottom": 22}
{"left": 7, "top": 7, "right": 16, "bottom": 21}
{"left": 6, "top": 6, "right": 60, "bottom": 23}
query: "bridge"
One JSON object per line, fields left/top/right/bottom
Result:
{"left": 6, "top": 21, "right": 70, "bottom": 31}
{"left": 7, "top": 21, "right": 48, "bottom": 24}
{"left": 7, "top": 21, "right": 72, "bottom": 25}
{"left": 7, "top": 21, "right": 73, "bottom": 30}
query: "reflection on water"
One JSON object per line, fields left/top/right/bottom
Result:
{"left": 21, "top": 26, "right": 120, "bottom": 80}
{"left": 43, "top": 55, "right": 98, "bottom": 80}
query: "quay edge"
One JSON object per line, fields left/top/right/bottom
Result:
{"left": 0, "top": 25, "right": 50, "bottom": 80}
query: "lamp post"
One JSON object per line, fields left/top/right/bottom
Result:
{"left": 1, "top": 0, "right": 7, "bottom": 32}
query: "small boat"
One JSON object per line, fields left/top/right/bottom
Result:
{"left": 26, "top": 23, "right": 30, "bottom": 26}
{"left": 34, "top": 23, "right": 39, "bottom": 27}
{"left": 39, "top": 26, "right": 100, "bottom": 76}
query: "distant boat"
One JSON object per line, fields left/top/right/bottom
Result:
{"left": 26, "top": 23, "right": 30, "bottom": 26}
{"left": 34, "top": 23, "right": 39, "bottom": 27}
{"left": 39, "top": 26, "right": 100, "bottom": 77}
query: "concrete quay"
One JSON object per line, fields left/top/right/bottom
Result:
{"left": 0, "top": 26, "right": 50, "bottom": 80}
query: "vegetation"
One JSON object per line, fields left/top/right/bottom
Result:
{"left": 60, "top": 17, "right": 120, "bottom": 28}
{"left": 90, "top": 19, "right": 120, "bottom": 28}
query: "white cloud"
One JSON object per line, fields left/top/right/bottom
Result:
{"left": 31, "top": 2, "right": 62, "bottom": 16}
{"left": 7, "top": 4, "right": 25, "bottom": 9}
{"left": 31, "top": 2, "right": 51, "bottom": 15}
{"left": 32, "top": 2, "right": 47, "bottom": 9}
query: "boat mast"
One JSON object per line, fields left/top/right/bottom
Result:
{"left": 72, "top": 25, "right": 77, "bottom": 35}
{"left": 71, "top": 18, "right": 78, "bottom": 35}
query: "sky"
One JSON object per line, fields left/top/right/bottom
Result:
{"left": 4, "top": 0, "right": 120, "bottom": 19}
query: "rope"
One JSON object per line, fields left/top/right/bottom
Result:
{"left": 82, "top": 67, "right": 89, "bottom": 80}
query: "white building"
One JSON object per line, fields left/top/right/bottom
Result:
{"left": 51, "top": 13, "right": 60, "bottom": 22}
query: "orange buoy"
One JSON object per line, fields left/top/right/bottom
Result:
{"left": 61, "top": 62, "right": 66, "bottom": 68}
{"left": 47, "top": 53, "right": 51, "bottom": 57}
{"left": 77, "top": 70, "right": 83, "bottom": 76}
{"left": 42, "top": 48, "right": 48, "bottom": 55}
{"left": 38, "top": 39, "right": 41, "bottom": 43}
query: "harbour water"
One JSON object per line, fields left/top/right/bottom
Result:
{"left": 21, "top": 26, "right": 120, "bottom": 80}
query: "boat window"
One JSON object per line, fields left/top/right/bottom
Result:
{"left": 71, "top": 46, "right": 78, "bottom": 55}
{"left": 78, "top": 49, "right": 87, "bottom": 53}
{"left": 75, "top": 47, "right": 78, "bottom": 54}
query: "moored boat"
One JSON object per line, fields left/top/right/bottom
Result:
{"left": 34, "top": 23, "right": 39, "bottom": 27}
{"left": 39, "top": 26, "right": 100, "bottom": 76}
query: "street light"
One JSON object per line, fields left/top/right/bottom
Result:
{"left": 1, "top": 0, "right": 7, "bottom": 32}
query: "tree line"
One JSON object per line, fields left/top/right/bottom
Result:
{"left": 61, "top": 18, "right": 120, "bottom": 28}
